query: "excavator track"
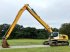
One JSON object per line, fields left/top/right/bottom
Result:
{"left": 43, "top": 40, "right": 69, "bottom": 46}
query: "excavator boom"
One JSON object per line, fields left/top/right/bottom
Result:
{"left": 4, "top": 4, "right": 52, "bottom": 40}
{"left": 2, "top": 4, "right": 52, "bottom": 48}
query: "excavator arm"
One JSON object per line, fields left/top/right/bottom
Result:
{"left": 3, "top": 5, "right": 26, "bottom": 39}
{"left": 2, "top": 4, "right": 52, "bottom": 48}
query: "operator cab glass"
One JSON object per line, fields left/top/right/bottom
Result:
{"left": 51, "top": 32, "right": 59, "bottom": 37}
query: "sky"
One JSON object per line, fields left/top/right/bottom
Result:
{"left": 0, "top": 0, "right": 70, "bottom": 29}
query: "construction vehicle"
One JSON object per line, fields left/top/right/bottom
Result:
{"left": 2, "top": 4, "right": 69, "bottom": 48}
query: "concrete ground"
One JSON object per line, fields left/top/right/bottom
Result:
{"left": 0, "top": 45, "right": 50, "bottom": 49}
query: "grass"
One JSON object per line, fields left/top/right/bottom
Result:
{"left": 0, "top": 46, "right": 70, "bottom": 52}
{"left": 0, "top": 39, "right": 70, "bottom": 52}
{"left": 0, "top": 39, "right": 46, "bottom": 46}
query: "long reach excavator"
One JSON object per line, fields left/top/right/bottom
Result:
{"left": 2, "top": 4, "right": 69, "bottom": 48}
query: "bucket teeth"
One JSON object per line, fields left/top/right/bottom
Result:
{"left": 2, "top": 38, "right": 9, "bottom": 48}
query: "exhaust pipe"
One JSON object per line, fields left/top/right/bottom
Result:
{"left": 2, "top": 37, "right": 10, "bottom": 48}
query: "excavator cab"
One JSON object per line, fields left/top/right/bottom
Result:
{"left": 51, "top": 32, "right": 59, "bottom": 39}
{"left": 52, "top": 32, "right": 59, "bottom": 37}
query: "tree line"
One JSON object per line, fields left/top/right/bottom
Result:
{"left": 0, "top": 23, "right": 70, "bottom": 39}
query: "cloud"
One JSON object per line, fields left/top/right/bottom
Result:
{"left": 0, "top": 0, "right": 70, "bottom": 29}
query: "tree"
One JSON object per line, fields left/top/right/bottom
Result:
{"left": 22, "top": 27, "right": 37, "bottom": 39}
{"left": 9, "top": 24, "right": 24, "bottom": 39}
{"left": 52, "top": 28, "right": 59, "bottom": 32}
{"left": 59, "top": 23, "right": 70, "bottom": 39}
{"left": 0, "top": 23, "right": 56, "bottom": 39}
{"left": 36, "top": 29, "right": 49, "bottom": 39}
{"left": 0, "top": 24, "right": 10, "bottom": 38}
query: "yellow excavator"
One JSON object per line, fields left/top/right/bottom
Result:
{"left": 2, "top": 4, "right": 69, "bottom": 48}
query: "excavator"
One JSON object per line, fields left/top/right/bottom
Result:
{"left": 2, "top": 4, "right": 69, "bottom": 48}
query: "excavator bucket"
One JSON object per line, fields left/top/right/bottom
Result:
{"left": 2, "top": 38, "right": 9, "bottom": 48}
